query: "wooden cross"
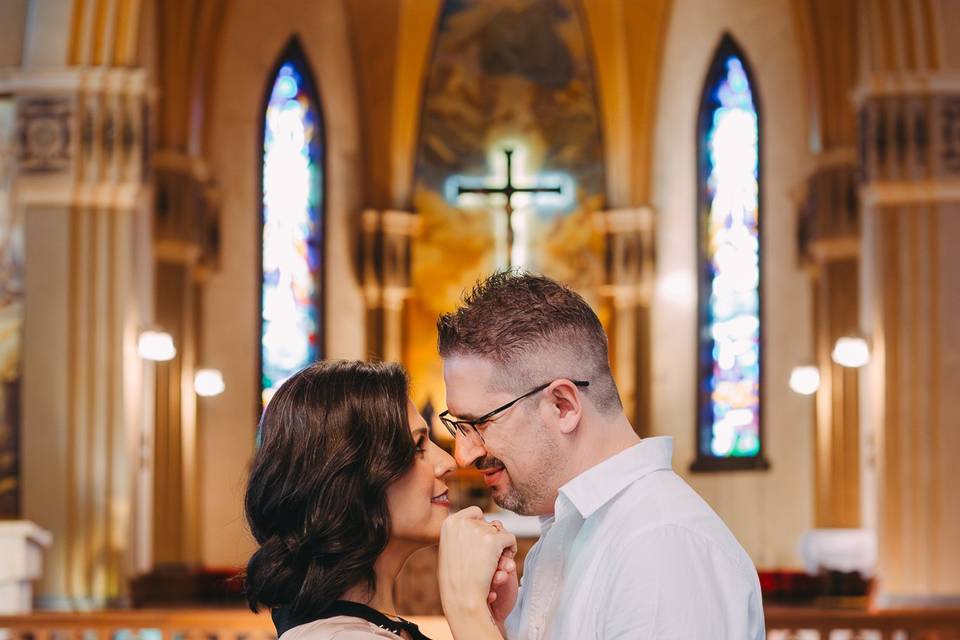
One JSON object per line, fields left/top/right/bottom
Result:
{"left": 455, "top": 148, "right": 562, "bottom": 268}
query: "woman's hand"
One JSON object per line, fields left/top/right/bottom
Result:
{"left": 439, "top": 506, "right": 516, "bottom": 638}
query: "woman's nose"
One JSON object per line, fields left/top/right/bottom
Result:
{"left": 435, "top": 446, "right": 456, "bottom": 477}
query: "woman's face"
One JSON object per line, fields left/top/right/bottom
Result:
{"left": 386, "top": 400, "right": 457, "bottom": 545}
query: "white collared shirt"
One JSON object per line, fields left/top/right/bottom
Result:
{"left": 504, "top": 437, "right": 765, "bottom": 640}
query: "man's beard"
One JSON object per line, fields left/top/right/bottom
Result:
{"left": 478, "top": 454, "right": 554, "bottom": 516}
{"left": 492, "top": 481, "right": 534, "bottom": 515}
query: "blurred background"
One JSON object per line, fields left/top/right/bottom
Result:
{"left": 0, "top": 0, "right": 958, "bottom": 637}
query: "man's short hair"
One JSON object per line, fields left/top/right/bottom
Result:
{"left": 437, "top": 271, "right": 623, "bottom": 414}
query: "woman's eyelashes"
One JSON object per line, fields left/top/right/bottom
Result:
{"left": 415, "top": 434, "right": 427, "bottom": 455}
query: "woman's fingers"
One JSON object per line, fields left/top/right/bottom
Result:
{"left": 451, "top": 505, "right": 485, "bottom": 521}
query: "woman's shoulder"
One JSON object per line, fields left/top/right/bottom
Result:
{"left": 279, "top": 616, "right": 399, "bottom": 640}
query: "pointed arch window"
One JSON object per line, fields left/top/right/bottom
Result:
{"left": 693, "top": 35, "right": 768, "bottom": 471}
{"left": 259, "top": 39, "right": 325, "bottom": 409}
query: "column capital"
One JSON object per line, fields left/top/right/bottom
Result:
{"left": 797, "top": 156, "right": 859, "bottom": 265}
{"left": 592, "top": 206, "right": 654, "bottom": 234}
{"left": 360, "top": 209, "right": 419, "bottom": 360}
{"left": 0, "top": 67, "right": 148, "bottom": 95}
{"left": 361, "top": 208, "right": 419, "bottom": 307}
{"left": 593, "top": 206, "right": 655, "bottom": 307}
{"left": 10, "top": 67, "right": 151, "bottom": 209}
{"left": 853, "top": 72, "right": 960, "bottom": 105}
{"left": 856, "top": 77, "right": 960, "bottom": 192}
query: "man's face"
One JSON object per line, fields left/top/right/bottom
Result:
{"left": 442, "top": 355, "right": 557, "bottom": 516}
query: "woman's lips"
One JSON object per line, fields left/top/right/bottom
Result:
{"left": 431, "top": 490, "right": 450, "bottom": 507}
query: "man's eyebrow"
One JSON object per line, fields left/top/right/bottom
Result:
{"left": 445, "top": 407, "right": 483, "bottom": 421}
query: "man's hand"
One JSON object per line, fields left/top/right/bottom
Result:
{"left": 439, "top": 507, "right": 516, "bottom": 638}
{"left": 486, "top": 521, "right": 518, "bottom": 625}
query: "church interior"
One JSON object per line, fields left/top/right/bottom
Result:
{"left": 0, "top": 0, "right": 959, "bottom": 637}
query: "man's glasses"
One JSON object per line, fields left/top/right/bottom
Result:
{"left": 439, "top": 380, "right": 590, "bottom": 443}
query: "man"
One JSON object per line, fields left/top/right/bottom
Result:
{"left": 436, "top": 272, "right": 764, "bottom": 639}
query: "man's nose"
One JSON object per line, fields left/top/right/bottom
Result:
{"left": 453, "top": 433, "right": 485, "bottom": 468}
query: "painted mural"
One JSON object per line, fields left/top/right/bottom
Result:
{"left": 408, "top": 0, "right": 607, "bottom": 423}
{"left": 0, "top": 97, "right": 22, "bottom": 517}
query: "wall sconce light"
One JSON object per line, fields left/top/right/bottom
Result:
{"left": 832, "top": 336, "right": 870, "bottom": 368}
{"left": 789, "top": 365, "right": 821, "bottom": 395}
{"left": 138, "top": 330, "right": 176, "bottom": 361}
{"left": 194, "top": 369, "right": 225, "bottom": 397}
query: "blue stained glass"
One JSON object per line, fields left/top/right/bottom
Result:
{"left": 699, "top": 52, "right": 761, "bottom": 460}
{"left": 261, "top": 60, "right": 323, "bottom": 408}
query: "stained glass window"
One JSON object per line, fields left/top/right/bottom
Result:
{"left": 260, "top": 42, "right": 324, "bottom": 409}
{"left": 694, "top": 35, "right": 768, "bottom": 471}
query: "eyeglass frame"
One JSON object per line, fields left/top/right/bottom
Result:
{"left": 439, "top": 379, "right": 590, "bottom": 442}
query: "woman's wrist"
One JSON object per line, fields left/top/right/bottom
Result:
{"left": 443, "top": 605, "right": 503, "bottom": 640}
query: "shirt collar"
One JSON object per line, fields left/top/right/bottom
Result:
{"left": 556, "top": 436, "right": 674, "bottom": 520}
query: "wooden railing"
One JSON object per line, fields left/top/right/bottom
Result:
{"left": 766, "top": 606, "right": 960, "bottom": 639}
{"left": 1, "top": 606, "right": 958, "bottom": 639}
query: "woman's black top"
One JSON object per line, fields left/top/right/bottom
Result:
{"left": 272, "top": 601, "right": 432, "bottom": 640}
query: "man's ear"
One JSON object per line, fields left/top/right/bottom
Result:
{"left": 546, "top": 379, "right": 583, "bottom": 435}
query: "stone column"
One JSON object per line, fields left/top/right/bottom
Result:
{"left": 148, "top": 150, "right": 219, "bottom": 571}
{"left": 13, "top": 67, "right": 153, "bottom": 607}
{"left": 857, "top": 77, "right": 960, "bottom": 601}
{"left": 593, "top": 207, "right": 654, "bottom": 433}
{"left": 797, "top": 151, "right": 862, "bottom": 528}
{"left": 362, "top": 209, "right": 419, "bottom": 362}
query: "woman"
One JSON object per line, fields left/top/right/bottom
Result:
{"left": 244, "top": 360, "right": 517, "bottom": 640}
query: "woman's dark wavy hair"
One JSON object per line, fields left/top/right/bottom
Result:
{"left": 244, "top": 360, "right": 415, "bottom": 616}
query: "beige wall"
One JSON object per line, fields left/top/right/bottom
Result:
{"left": 0, "top": 0, "right": 28, "bottom": 68}
{"left": 651, "top": 0, "right": 815, "bottom": 568}
{"left": 936, "top": 0, "right": 960, "bottom": 70}
{"left": 200, "top": 0, "right": 365, "bottom": 568}
{"left": 21, "top": 0, "right": 73, "bottom": 69}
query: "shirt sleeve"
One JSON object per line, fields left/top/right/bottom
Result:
{"left": 504, "top": 537, "right": 543, "bottom": 640}
{"left": 600, "top": 524, "right": 762, "bottom": 640}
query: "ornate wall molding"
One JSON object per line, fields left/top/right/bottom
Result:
{"left": 797, "top": 155, "right": 859, "bottom": 264}
{"left": 361, "top": 208, "right": 420, "bottom": 361}
{"left": 593, "top": 206, "right": 655, "bottom": 307}
{"left": 857, "top": 80, "right": 960, "bottom": 192}
{"left": 153, "top": 150, "right": 221, "bottom": 273}
{"left": 361, "top": 208, "right": 420, "bottom": 311}
{"left": 16, "top": 96, "right": 74, "bottom": 175}
{"left": 10, "top": 69, "right": 149, "bottom": 207}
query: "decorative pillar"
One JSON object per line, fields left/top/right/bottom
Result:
{"left": 149, "top": 151, "right": 219, "bottom": 571}
{"left": 797, "top": 151, "right": 861, "bottom": 528}
{"left": 594, "top": 207, "right": 655, "bottom": 433}
{"left": 362, "top": 209, "right": 419, "bottom": 362}
{"left": 13, "top": 67, "right": 153, "bottom": 607}
{"left": 857, "top": 77, "right": 960, "bottom": 601}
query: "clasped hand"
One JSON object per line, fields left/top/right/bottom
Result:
{"left": 438, "top": 506, "right": 519, "bottom": 629}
